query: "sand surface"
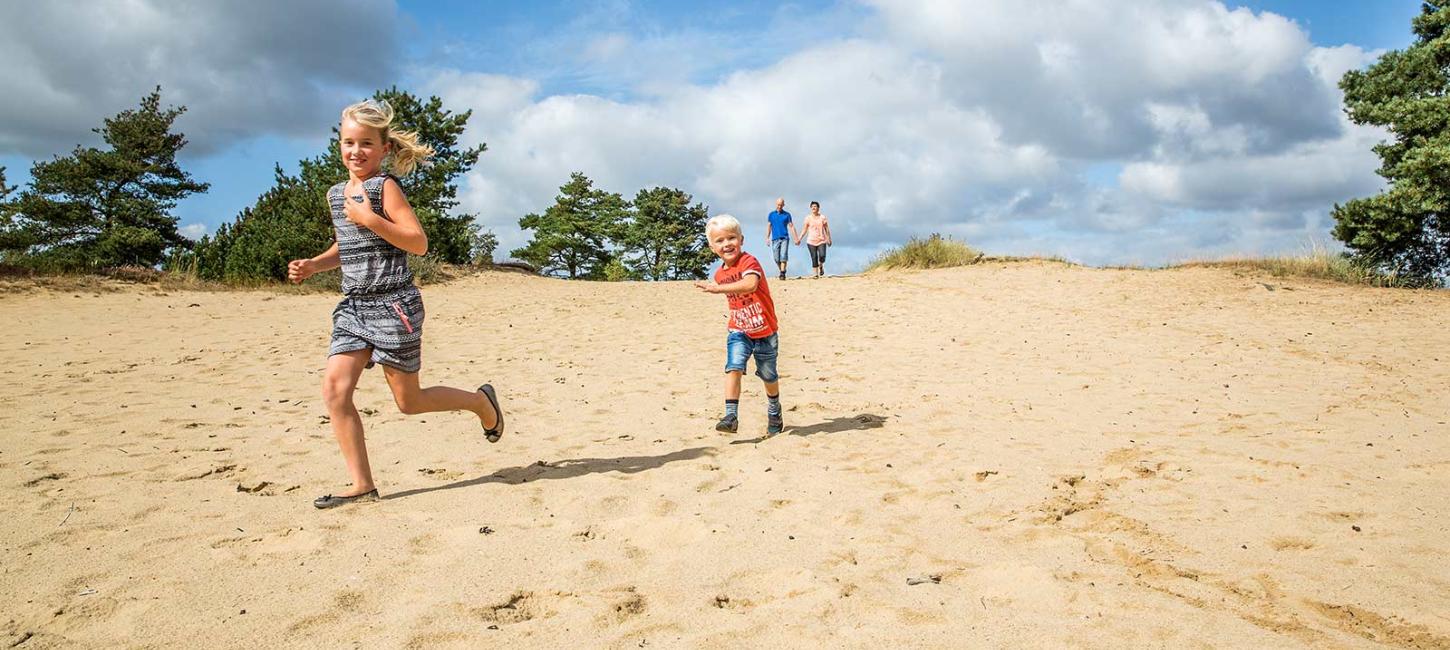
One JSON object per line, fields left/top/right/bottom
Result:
{"left": 2, "top": 263, "right": 1448, "bottom": 648}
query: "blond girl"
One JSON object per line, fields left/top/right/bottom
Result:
{"left": 288, "top": 99, "right": 505, "bottom": 509}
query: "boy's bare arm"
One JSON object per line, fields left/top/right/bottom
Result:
{"left": 694, "top": 274, "right": 761, "bottom": 295}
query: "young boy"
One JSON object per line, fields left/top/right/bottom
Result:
{"left": 695, "top": 214, "right": 784, "bottom": 435}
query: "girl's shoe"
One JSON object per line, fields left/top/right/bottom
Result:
{"left": 479, "top": 384, "right": 505, "bottom": 443}
{"left": 313, "top": 489, "right": 379, "bottom": 509}
{"left": 715, "top": 414, "right": 739, "bottom": 433}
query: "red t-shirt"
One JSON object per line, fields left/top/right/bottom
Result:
{"left": 714, "top": 252, "right": 778, "bottom": 338}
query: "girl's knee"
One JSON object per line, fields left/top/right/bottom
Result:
{"left": 322, "top": 376, "right": 355, "bottom": 411}
{"left": 393, "top": 395, "right": 422, "bottom": 415}
{"left": 390, "top": 387, "right": 423, "bottom": 414}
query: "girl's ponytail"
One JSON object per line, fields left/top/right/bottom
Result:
{"left": 384, "top": 126, "right": 432, "bottom": 176}
{"left": 340, "top": 99, "right": 435, "bottom": 176}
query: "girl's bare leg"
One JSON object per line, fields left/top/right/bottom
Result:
{"left": 382, "top": 366, "right": 498, "bottom": 429}
{"left": 322, "top": 350, "right": 375, "bottom": 496}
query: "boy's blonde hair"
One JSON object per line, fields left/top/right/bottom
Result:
{"left": 706, "top": 214, "right": 741, "bottom": 236}
{"left": 341, "top": 99, "right": 434, "bottom": 176}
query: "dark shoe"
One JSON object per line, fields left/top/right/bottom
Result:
{"left": 479, "top": 384, "right": 505, "bottom": 443}
{"left": 767, "top": 413, "right": 784, "bottom": 435}
{"left": 715, "top": 414, "right": 739, "bottom": 433}
{"left": 313, "top": 489, "right": 379, "bottom": 509}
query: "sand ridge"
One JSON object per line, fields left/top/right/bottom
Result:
{"left": 2, "top": 264, "right": 1448, "bottom": 648}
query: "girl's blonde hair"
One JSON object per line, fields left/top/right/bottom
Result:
{"left": 706, "top": 214, "right": 741, "bottom": 235}
{"left": 341, "top": 99, "right": 434, "bottom": 176}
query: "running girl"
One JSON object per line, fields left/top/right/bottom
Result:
{"left": 287, "top": 99, "right": 505, "bottom": 509}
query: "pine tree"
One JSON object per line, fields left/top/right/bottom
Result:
{"left": 621, "top": 186, "right": 711, "bottom": 280}
{"left": 1331, "top": 2, "right": 1450, "bottom": 285}
{"left": 512, "top": 173, "right": 628, "bottom": 279}
{"left": 0, "top": 88, "right": 208, "bottom": 269}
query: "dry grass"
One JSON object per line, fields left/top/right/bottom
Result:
{"left": 866, "top": 235, "right": 984, "bottom": 272}
{"left": 0, "top": 258, "right": 495, "bottom": 295}
{"left": 1168, "top": 246, "right": 1404, "bottom": 287}
{"left": 982, "top": 254, "right": 1079, "bottom": 266}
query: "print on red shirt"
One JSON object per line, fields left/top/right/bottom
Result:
{"left": 714, "top": 252, "right": 778, "bottom": 338}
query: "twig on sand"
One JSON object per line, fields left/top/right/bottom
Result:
{"left": 59, "top": 502, "right": 75, "bottom": 527}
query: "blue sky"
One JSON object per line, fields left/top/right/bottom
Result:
{"left": 0, "top": 1, "right": 1429, "bottom": 271}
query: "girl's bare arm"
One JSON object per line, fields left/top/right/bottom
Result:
{"left": 344, "top": 178, "right": 429, "bottom": 255}
{"left": 311, "top": 243, "right": 341, "bottom": 271}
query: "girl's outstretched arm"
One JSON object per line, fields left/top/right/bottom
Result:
{"left": 289, "top": 243, "right": 340, "bottom": 283}
{"left": 344, "top": 178, "right": 429, "bottom": 255}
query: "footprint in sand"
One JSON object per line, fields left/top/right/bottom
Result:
{"left": 23, "top": 472, "right": 66, "bottom": 488}
{"left": 599, "top": 587, "right": 646, "bottom": 625}
{"left": 468, "top": 591, "right": 540, "bottom": 624}
{"left": 1268, "top": 536, "right": 1316, "bottom": 551}
{"left": 287, "top": 588, "right": 368, "bottom": 634}
{"left": 171, "top": 463, "right": 238, "bottom": 482}
{"left": 409, "top": 533, "right": 439, "bottom": 555}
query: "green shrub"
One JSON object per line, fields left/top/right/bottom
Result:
{"left": 867, "top": 234, "right": 983, "bottom": 271}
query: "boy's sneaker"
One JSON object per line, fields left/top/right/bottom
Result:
{"left": 715, "top": 414, "right": 739, "bottom": 433}
{"left": 767, "top": 413, "right": 784, "bottom": 435}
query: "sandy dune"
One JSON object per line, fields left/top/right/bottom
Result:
{"left": 2, "top": 263, "right": 1448, "bottom": 648}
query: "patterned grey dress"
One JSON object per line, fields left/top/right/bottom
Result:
{"left": 326, "top": 174, "right": 425, "bottom": 373}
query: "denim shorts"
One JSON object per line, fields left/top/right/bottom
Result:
{"left": 771, "top": 238, "right": 790, "bottom": 264}
{"left": 725, "top": 331, "right": 779, "bottom": 382}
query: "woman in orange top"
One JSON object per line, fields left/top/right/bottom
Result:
{"left": 796, "top": 201, "right": 834, "bottom": 278}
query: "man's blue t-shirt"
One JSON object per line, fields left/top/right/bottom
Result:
{"left": 768, "top": 210, "right": 793, "bottom": 241}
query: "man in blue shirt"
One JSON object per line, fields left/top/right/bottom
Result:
{"left": 765, "top": 198, "right": 799, "bottom": 280}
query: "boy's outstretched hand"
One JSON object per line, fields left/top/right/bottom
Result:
{"left": 694, "top": 280, "right": 718, "bottom": 294}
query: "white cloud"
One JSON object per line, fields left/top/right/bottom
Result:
{"left": 9, "top": 0, "right": 1387, "bottom": 269}
{"left": 179, "top": 223, "right": 209, "bottom": 241}
{"left": 428, "top": 38, "right": 1063, "bottom": 262}
{"left": 0, "top": 0, "right": 399, "bottom": 157}
{"left": 420, "top": 0, "right": 1388, "bottom": 267}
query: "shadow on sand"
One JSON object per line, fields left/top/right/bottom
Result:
{"left": 386, "top": 446, "right": 716, "bottom": 500}
{"left": 729, "top": 413, "right": 889, "bottom": 445}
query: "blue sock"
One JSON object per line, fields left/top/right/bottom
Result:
{"left": 767, "top": 394, "right": 781, "bottom": 417}
{"left": 725, "top": 399, "right": 739, "bottom": 418}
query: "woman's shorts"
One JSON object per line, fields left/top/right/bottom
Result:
{"left": 725, "top": 331, "right": 779, "bottom": 382}
{"left": 808, "top": 243, "right": 827, "bottom": 267}
{"left": 328, "top": 285, "right": 425, "bottom": 373}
